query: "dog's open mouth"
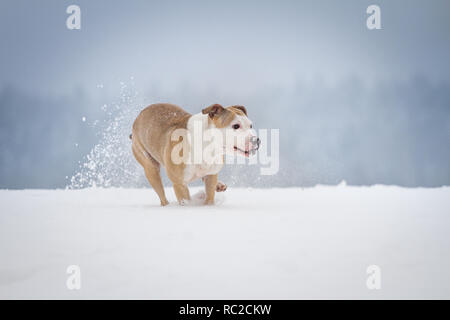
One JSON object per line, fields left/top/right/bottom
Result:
{"left": 233, "top": 146, "right": 249, "bottom": 156}
{"left": 233, "top": 146, "right": 257, "bottom": 157}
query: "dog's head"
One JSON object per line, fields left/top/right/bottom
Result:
{"left": 202, "top": 104, "right": 260, "bottom": 157}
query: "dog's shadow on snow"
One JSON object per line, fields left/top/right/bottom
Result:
{"left": 161, "top": 190, "right": 227, "bottom": 209}
{"left": 183, "top": 190, "right": 225, "bottom": 206}
{"left": 117, "top": 190, "right": 229, "bottom": 211}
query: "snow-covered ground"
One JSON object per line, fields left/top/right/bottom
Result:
{"left": 0, "top": 185, "right": 449, "bottom": 299}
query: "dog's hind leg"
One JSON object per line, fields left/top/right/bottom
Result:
{"left": 144, "top": 165, "right": 169, "bottom": 206}
{"left": 132, "top": 141, "right": 169, "bottom": 206}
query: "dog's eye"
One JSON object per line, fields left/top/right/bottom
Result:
{"left": 232, "top": 124, "right": 240, "bottom": 130}
{"left": 250, "top": 124, "right": 253, "bottom": 128}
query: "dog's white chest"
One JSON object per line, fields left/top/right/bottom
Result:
{"left": 184, "top": 162, "right": 224, "bottom": 184}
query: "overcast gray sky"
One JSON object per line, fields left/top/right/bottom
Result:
{"left": 1, "top": 0, "right": 449, "bottom": 97}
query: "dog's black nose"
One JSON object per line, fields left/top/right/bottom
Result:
{"left": 250, "top": 136, "right": 261, "bottom": 151}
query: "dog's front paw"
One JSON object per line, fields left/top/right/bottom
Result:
{"left": 179, "top": 199, "right": 190, "bottom": 206}
{"left": 216, "top": 182, "right": 227, "bottom": 192}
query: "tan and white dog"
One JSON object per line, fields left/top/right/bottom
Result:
{"left": 131, "top": 103, "right": 260, "bottom": 205}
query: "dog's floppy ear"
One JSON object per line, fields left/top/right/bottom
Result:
{"left": 232, "top": 105, "right": 247, "bottom": 116}
{"left": 202, "top": 104, "right": 224, "bottom": 119}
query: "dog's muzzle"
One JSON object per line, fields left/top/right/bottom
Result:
{"left": 250, "top": 136, "right": 261, "bottom": 155}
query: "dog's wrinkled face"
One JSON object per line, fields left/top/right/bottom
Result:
{"left": 202, "top": 104, "right": 260, "bottom": 157}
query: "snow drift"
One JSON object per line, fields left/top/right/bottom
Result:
{"left": 0, "top": 185, "right": 449, "bottom": 299}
